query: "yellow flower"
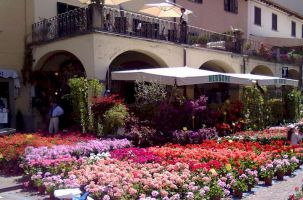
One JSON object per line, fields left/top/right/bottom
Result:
{"left": 183, "top": 127, "right": 188, "bottom": 131}
{"left": 290, "top": 149, "right": 294, "bottom": 153}
{"left": 209, "top": 168, "right": 217, "bottom": 176}
{"left": 228, "top": 140, "right": 233, "bottom": 143}
{"left": 26, "top": 134, "right": 33, "bottom": 139}
{"left": 0, "top": 154, "right": 3, "bottom": 159}
{"left": 225, "top": 164, "right": 232, "bottom": 171}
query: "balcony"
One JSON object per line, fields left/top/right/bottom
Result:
{"left": 31, "top": 5, "right": 302, "bottom": 66}
{"left": 243, "top": 39, "right": 303, "bottom": 65}
{"left": 31, "top": 6, "right": 238, "bottom": 53}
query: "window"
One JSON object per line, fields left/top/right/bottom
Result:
{"left": 57, "top": 2, "right": 78, "bottom": 15}
{"left": 272, "top": 13, "right": 277, "bottom": 31}
{"left": 188, "top": 0, "right": 203, "bottom": 3}
{"left": 254, "top": 6, "right": 261, "bottom": 26}
{"left": 291, "top": 21, "right": 296, "bottom": 37}
{"left": 224, "top": 0, "right": 238, "bottom": 14}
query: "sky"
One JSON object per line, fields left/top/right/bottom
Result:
{"left": 271, "top": 0, "right": 303, "bottom": 15}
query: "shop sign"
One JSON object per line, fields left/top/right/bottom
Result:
{"left": 282, "top": 67, "right": 288, "bottom": 78}
{"left": 208, "top": 75, "right": 230, "bottom": 83}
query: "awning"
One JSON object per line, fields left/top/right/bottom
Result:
{"left": 111, "top": 67, "right": 250, "bottom": 86}
{"left": 0, "top": 69, "right": 20, "bottom": 88}
{"left": 228, "top": 73, "right": 299, "bottom": 87}
{"left": 112, "top": 67, "right": 299, "bottom": 87}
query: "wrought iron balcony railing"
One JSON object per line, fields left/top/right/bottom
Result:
{"left": 32, "top": 6, "right": 239, "bottom": 53}
{"left": 31, "top": 5, "right": 302, "bottom": 65}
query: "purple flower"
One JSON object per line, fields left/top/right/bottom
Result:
{"left": 151, "top": 191, "right": 159, "bottom": 197}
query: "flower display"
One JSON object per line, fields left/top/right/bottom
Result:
{"left": 0, "top": 132, "right": 95, "bottom": 173}
{"left": 4, "top": 129, "right": 301, "bottom": 200}
{"left": 23, "top": 138, "right": 132, "bottom": 168}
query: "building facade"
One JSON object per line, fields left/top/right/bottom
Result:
{"left": 0, "top": 0, "right": 302, "bottom": 131}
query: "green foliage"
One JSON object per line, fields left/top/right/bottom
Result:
{"left": 232, "top": 179, "right": 248, "bottom": 192}
{"left": 268, "top": 99, "right": 284, "bottom": 125}
{"left": 283, "top": 88, "right": 302, "bottom": 122}
{"left": 68, "top": 77, "right": 103, "bottom": 133}
{"left": 135, "top": 81, "right": 167, "bottom": 105}
{"left": 103, "top": 104, "right": 129, "bottom": 135}
{"left": 242, "top": 86, "right": 270, "bottom": 130}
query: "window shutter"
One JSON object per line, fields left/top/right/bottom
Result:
{"left": 224, "top": 0, "right": 229, "bottom": 11}
{"left": 234, "top": 0, "right": 238, "bottom": 14}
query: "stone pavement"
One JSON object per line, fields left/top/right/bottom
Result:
{"left": 243, "top": 167, "right": 303, "bottom": 200}
{"left": 0, "top": 175, "right": 48, "bottom": 200}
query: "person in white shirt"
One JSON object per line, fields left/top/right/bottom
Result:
{"left": 179, "top": 7, "right": 188, "bottom": 44}
{"left": 49, "top": 101, "right": 64, "bottom": 134}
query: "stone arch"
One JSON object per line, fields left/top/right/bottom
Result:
{"left": 288, "top": 69, "right": 300, "bottom": 80}
{"left": 108, "top": 50, "right": 167, "bottom": 103}
{"left": 197, "top": 60, "right": 237, "bottom": 103}
{"left": 250, "top": 65, "right": 273, "bottom": 76}
{"left": 32, "top": 50, "right": 86, "bottom": 129}
{"left": 109, "top": 50, "right": 168, "bottom": 70}
{"left": 199, "top": 60, "right": 235, "bottom": 73}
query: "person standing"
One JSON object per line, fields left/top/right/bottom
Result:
{"left": 49, "top": 101, "right": 64, "bottom": 135}
{"left": 179, "top": 7, "right": 188, "bottom": 44}
{"left": 288, "top": 125, "right": 303, "bottom": 145}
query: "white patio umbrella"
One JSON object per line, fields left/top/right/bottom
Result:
{"left": 139, "top": 2, "right": 192, "bottom": 18}
{"left": 79, "top": 0, "right": 131, "bottom": 6}
{"left": 228, "top": 73, "right": 299, "bottom": 87}
{"left": 112, "top": 67, "right": 249, "bottom": 86}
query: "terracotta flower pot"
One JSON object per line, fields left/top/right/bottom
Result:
{"left": 210, "top": 196, "right": 221, "bottom": 200}
{"left": 49, "top": 192, "right": 55, "bottom": 200}
{"left": 37, "top": 186, "right": 45, "bottom": 194}
{"left": 264, "top": 177, "right": 272, "bottom": 186}
{"left": 247, "top": 184, "right": 254, "bottom": 192}
{"left": 233, "top": 190, "right": 243, "bottom": 198}
{"left": 276, "top": 171, "right": 284, "bottom": 180}
{"left": 285, "top": 169, "right": 292, "bottom": 176}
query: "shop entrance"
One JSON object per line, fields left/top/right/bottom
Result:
{"left": 0, "top": 81, "right": 10, "bottom": 128}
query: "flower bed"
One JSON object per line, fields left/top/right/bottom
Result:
{"left": 0, "top": 132, "right": 95, "bottom": 174}
{"left": 226, "top": 128, "right": 287, "bottom": 143}
{"left": 20, "top": 137, "right": 303, "bottom": 199}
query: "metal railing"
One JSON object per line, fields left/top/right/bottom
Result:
{"left": 32, "top": 7, "right": 89, "bottom": 43}
{"left": 32, "top": 6, "right": 238, "bottom": 53}
{"left": 243, "top": 39, "right": 303, "bottom": 64}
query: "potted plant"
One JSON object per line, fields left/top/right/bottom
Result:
{"left": 259, "top": 164, "right": 274, "bottom": 186}
{"left": 243, "top": 169, "right": 258, "bottom": 192}
{"left": 231, "top": 179, "right": 247, "bottom": 198}
{"left": 208, "top": 183, "right": 224, "bottom": 200}
{"left": 273, "top": 159, "right": 287, "bottom": 181}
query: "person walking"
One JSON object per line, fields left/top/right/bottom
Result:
{"left": 179, "top": 7, "right": 188, "bottom": 44}
{"left": 49, "top": 101, "right": 64, "bottom": 135}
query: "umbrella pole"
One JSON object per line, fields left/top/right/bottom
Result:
{"left": 168, "top": 79, "right": 178, "bottom": 104}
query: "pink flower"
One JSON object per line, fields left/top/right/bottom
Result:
{"left": 128, "top": 188, "right": 138, "bottom": 196}
{"left": 160, "top": 190, "right": 168, "bottom": 197}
